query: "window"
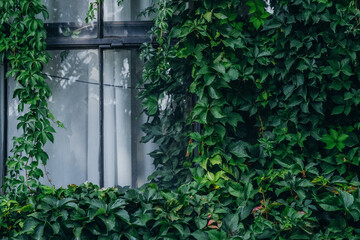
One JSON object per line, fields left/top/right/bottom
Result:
{"left": 3, "top": 0, "right": 155, "bottom": 188}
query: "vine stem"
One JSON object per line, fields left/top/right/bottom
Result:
{"left": 258, "top": 112, "right": 265, "bottom": 138}
{"left": 260, "top": 187, "right": 268, "bottom": 219}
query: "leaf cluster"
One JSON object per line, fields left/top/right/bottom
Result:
{"left": 0, "top": 0, "right": 56, "bottom": 195}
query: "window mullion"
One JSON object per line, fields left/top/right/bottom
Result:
{"left": 99, "top": 47, "right": 105, "bottom": 188}
{"left": 98, "top": 0, "right": 104, "bottom": 39}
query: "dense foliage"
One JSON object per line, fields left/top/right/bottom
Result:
{"left": 2, "top": 0, "right": 360, "bottom": 239}
{"left": 0, "top": 182, "right": 257, "bottom": 239}
{"left": 140, "top": 0, "right": 360, "bottom": 238}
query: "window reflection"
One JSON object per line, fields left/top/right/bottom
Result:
{"left": 42, "top": 0, "right": 96, "bottom": 38}
{"left": 104, "top": 0, "right": 153, "bottom": 37}
{"left": 104, "top": 0, "right": 152, "bottom": 21}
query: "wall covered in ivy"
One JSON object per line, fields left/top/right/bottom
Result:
{"left": 2, "top": 0, "right": 360, "bottom": 239}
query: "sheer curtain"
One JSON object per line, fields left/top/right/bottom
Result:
{"left": 6, "top": 50, "right": 155, "bottom": 188}
{"left": 42, "top": 50, "right": 100, "bottom": 187}
{"left": 104, "top": 50, "right": 132, "bottom": 187}
{"left": 103, "top": 50, "right": 155, "bottom": 188}
{"left": 7, "top": 51, "right": 100, "bottom": 188}
{"left": 42, "top": 0, "right": 91, "bottom": 24}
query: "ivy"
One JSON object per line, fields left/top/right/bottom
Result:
{"left": 139, "top": 0, "right": 195, "bottom": 188}
{"left": 139, "top": 0, "right": 360, "bottom": 237}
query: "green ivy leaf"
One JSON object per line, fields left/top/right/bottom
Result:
{"left": 340, "top": 191, "right": 354, "bottom": 209}
{"left": 115, "top": 209, "right": 130, "bottom": 224}
{"left": 210, "top": 107, "right": 226, "bottom": 119}
{"left": 228, "top": 68, "right": 239, "bottom": 80}
{"left": 331, "top": 105, "right": 345, "bottom": 115}
{"left": 210, "top": 155, "right": 222, "bottom": 165}
{"left": 203, "top": 11, "right": 212, "bottom": 22}
{"left": 214, "top": 13, "right": 227, "bottom": 19}
{"left": 142, "top": 96, "right": 158, "bottom": 115}
{"left": 208, "top": 86, "right": 222, "bottom": 99}
{"left": 212, "top": 63, "right": 226, "bottom": 74}
{"left": 229, "top": 141, "right": 250, "bottom": 158}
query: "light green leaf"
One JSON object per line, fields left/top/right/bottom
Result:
{"left": 213, "top": 63, "right": 226, "bottom": 74}
{"left": 214, "top": 13, "right": 227, "bottom": 19}
{"left": 206, "top": 172, "right": 215, "bottom": 181}
{"left": 338, "top": 134, "right": 349, "bottom": 142}
{"left": 210, "top": 155, "right": 222, "bottom": 165}
{"left": 203, "top": 11, "right": 212, "bottom": 22}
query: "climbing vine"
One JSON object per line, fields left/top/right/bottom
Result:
{"left": 0, "top": 0, "right": 56, "bottom": 196}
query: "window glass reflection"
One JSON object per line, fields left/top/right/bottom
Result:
{"left": 42, "top": 0, "right": 96, "bottom": 38}
{"left": 104, "top": 0, "right": 153, "bottom": 37}
{"left": 104, "top": 0, "right": 152, "bottom": 21}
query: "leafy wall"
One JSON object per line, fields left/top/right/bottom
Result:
{"left": 2, "top": 0, "right": 360, "bottom": 239}
{"left": 140, "top": 0, "right": 360, "bottom": 238}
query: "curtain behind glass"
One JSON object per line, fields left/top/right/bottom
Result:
{"left": 104, "top": 50, "right": 132, "bottom": 187}
{"left": 42, "top": 50, "right": 100, "bottom": 187}
{"left": 104, "top": 0, "right": 152, "bottom": 21}
{"left": 103, "top": 50, "right": 155, "bottom": 188}
{"left": 43, "top": 0, "right": 91, "bottom": 24}
{"left": 6, "top": 49, "right": 155, "bottom": 188}
{"left": 7, "top": 51, "right": 100, "bottom": 187}
{"left": 103, "top": 0, "right": 153, "bottom": 37}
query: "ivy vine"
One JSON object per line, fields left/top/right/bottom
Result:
{"left": 0, "top": 0, "right": 56, "bottom": 196}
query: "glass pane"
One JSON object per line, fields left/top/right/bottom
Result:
{"left": 103, "top": 50, "right": 155, "bottom": 187}
{"left": 104, "top": 0, "right": 152, "bottom": 21}
{"left": 104, "top": 0, "right": 153, "bottom": 37}
{"left": 42, "top": 0, "right": 96, "bottom": 38}
{"left": 8, "top": 50, "right": 100, "bottom": 187}
{"left": 7, "top": 78, "right": 28, "bottom": 180}
{"left": 43, "top": 50, "right": 100, "bottom": 187}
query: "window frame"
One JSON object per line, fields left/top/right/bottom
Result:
{"left": 2, "top": 1, "right": 153, "bottom": 188}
